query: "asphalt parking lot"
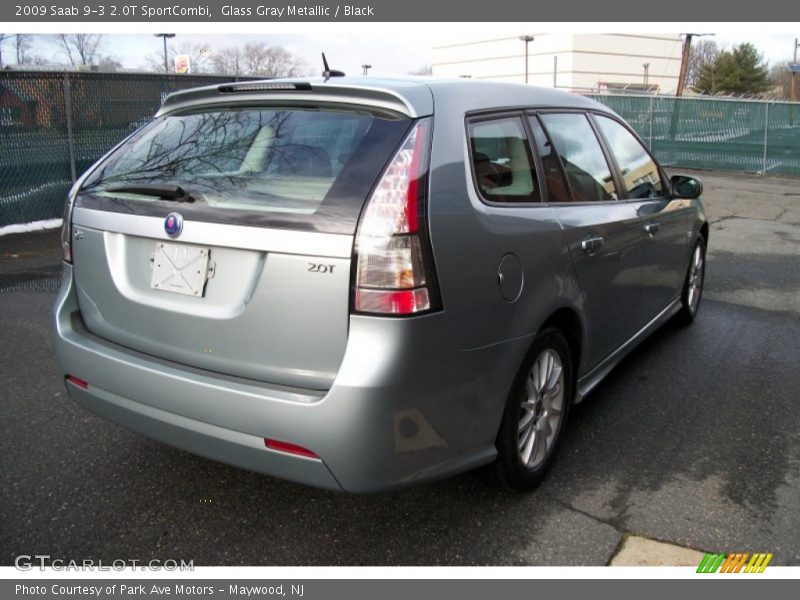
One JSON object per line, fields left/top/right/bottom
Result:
{"left": 1, "top": 169, "right": 798, "bottom": 566}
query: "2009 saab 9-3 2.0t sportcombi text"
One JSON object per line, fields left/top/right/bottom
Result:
{"left": 54, "top": 78, "right": 707, "bottom": 492}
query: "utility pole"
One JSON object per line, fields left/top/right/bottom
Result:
{"left": 154, "top": 33, "right": 175, "bottom": 73}
{"left": 361, "top": 64, "right": 372, "bottom": 75}
{"left": 676, "top": 33, "right": 713, "bottom": 97}
{"left": 519, "top": 35, "right": 534, "bottom": 84}
{"left": 676, "top": 34, "right": 693, "bottom": 97}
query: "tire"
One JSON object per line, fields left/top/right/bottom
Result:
{"left": 676, "top": 237, "right": 706, "bottom": 325}
{"left": 493, "top": 327, "right": 573, "bottom": 492}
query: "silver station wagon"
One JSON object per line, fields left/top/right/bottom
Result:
{"left": 54, "top": 78, "right": 707, "bottom": 492}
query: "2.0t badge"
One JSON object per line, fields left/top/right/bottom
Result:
{"left": 164, "top": 213, "right": 183, "bottom": 237}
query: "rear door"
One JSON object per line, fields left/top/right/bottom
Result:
{"left": 592, "top": 113, "right": 689, "bottom": 319}
{"left": 70, "top": 104, "right": 412, "bottom": 390}
{"left": 530, "top": 112, "right": 644, "bottom": 370}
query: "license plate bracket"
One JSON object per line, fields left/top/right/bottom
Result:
{"left": 150, "top": 242, "right": 211, "bottom": 297}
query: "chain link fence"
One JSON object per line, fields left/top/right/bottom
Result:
{"left": 586, "top": 94, "right": 800, "bottom": 176}
{"left": 0, "top": 70, "right": 254, "bottom": 227}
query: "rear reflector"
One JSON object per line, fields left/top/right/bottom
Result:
{"left": 65, "top": 375, "right": 88, "bottom": 389}
{"left": 265, "top": 439, "right": 319, "bottom": 459}
{"left": 355, "top": 288, "right": 430, "bottom": 314}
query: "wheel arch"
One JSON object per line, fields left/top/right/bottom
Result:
{"left": 537, "top": 306, "right": 584, "bottom": 400}
{"left": 699, "top": 221, "right": 709, "bottom": 243}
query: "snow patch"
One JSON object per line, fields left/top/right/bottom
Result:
{"left": 0, "top": 219, "right": 63, "bottom": 237}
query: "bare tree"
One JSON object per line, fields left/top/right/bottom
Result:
{"left": 0, "top": 33, "right": 9, "bottom": 67}
{"left": 768, "top": 61, "right": 793, "bottom": 100}
{"left": 55, "top": 33, "right": 104, "bottom": 66}
{"left": 209, "top": 46, "right": 244, "bottom": 77}
{"left": 408, "top": 64, "right": 433, "bottom": 76}
{"left": 241, "top": 43, "right": 306, "bottom": 77}
{"left": 209, "top": 42, "right": 306, "bottom": 77}
{"left": 14, "top": 34, "right": 34, "bottom": 64}
{"left": 97, "top": 55, "right": 123, "bottom": 72}
{"left": 686, "top": 39, "right": 720, "bottom": 88}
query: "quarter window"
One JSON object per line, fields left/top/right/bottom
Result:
{"left": 539, "top": 113, "right": 618, "bottom": 202}
{"left": 595, "top": 115, "right": 664, "bottom": 199}
{"left": 468, "top": 117, "right": 539, "bottom": 203}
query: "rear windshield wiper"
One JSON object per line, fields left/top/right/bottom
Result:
{"left": 103, "top": 184, "right": 196, "bottom": 203}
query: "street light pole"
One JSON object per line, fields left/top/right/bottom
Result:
{"left": 154, "top": 33, "right": 176, "bottom": 73}
{"left": 792, "top": 38, "right": 798, "bottom": 103}
{"left": 361, "top": 64, "right": 372, "bottom": 76}
{"left": 519, "top": 35, "right": 534, "bottom": 84}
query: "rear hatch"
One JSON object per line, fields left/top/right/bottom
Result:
{"left": 70, "top": 89, "right": 416, "bottom": 390}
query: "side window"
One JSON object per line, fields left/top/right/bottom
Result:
{"left": 594, "top": 115, "right": 665, "bottom": 199}
{"left": 539, "top": 113, "right": 618, "bottom": 202}
{"left": 468, "top": 117, "right": 540, "bottom": 204}
{"left": 528, "top": 116, "right": 571, "bottom": 203}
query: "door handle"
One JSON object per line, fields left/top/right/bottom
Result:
{"left": 644, "top": 221, "right": 661, "bottom": 235}
{"left": 581, "top": 235, "right": 604, "bottom": 254}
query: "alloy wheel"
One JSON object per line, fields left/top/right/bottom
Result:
{"left": 687, "top": 243, "right": 705, "bottom": 314}
{"left": 518, "top": 348, "right": 565, "bottom": 469}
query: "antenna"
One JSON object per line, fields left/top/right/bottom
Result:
{"left": 322, "top": 53, "right": 346, "bottom": 81}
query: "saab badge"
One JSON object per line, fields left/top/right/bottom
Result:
{"left": 164, "top": 212, "right": 183, "bottom": 238}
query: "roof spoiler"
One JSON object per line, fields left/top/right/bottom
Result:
{"left": 156, "top": 81, "right": 427, "bottom": 118}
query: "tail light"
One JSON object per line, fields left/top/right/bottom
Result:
{"left": 353, "top": 118, "right": 441, "bottom": 316}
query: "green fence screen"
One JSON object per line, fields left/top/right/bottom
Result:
{"left": 586, "top": 94, "right": 800, "bottom": 176}
{"left": 1, "top": 76, "right": 798, "bottom": 227}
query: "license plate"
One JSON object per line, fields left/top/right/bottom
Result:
{"left": 150, "top": 242, "right": 211, "bottom": 297}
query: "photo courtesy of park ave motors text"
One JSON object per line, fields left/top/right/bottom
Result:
{"left": 1, "top": 23, "right": 799, "bottom": 568}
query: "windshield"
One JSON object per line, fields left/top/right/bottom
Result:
{"left": 79, "top": 106, "right": 412, "bottom": 234}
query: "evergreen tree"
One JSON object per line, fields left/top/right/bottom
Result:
{"left": 695, "top": 43, "right": 770, "bottom": 95}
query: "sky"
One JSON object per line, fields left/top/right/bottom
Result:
{"left": 9, "top": 30, "right": 800, "bottom": 76}
{"left": 20, "top": 32, "right": 434, "bottom": 76}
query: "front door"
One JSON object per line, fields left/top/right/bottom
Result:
{"left": 592, "top": 113, "right": 690, "bottom": 320}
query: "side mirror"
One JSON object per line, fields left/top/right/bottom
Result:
{"left": 670, "top": 174, "right": 703, "bottom": 199}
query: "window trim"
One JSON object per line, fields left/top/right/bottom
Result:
{"left": 465, "top": 111, "right": 546, "bottom": 208}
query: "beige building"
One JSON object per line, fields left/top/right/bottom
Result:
{"left": 432, "top": 33, "right": 683, "bottom": 94}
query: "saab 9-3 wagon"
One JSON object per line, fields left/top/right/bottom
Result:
{"left": 54, "top": 78, "right": 707, "bottom": 492}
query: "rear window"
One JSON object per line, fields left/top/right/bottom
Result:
{"left": 539, "top": 113, "right": 618, "bottom": 202}
{"left": 78, "top": 106, "right": 412, "bottom": 234}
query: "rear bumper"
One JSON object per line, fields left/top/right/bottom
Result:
{"left": 66, "top": 379, "right": 342, "bottom": 489}
{"left": 54, "top": 264, "right": 531, "bottom": 492}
